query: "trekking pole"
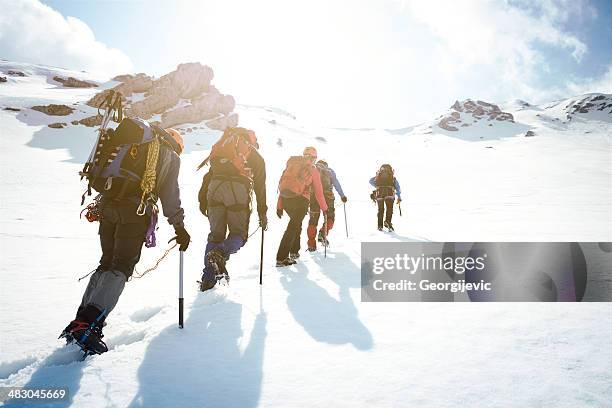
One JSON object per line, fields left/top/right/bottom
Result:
{"left": 343, "top": 203, "right": 348, "bottom": 238}
{"left": 324, "top": 213, "right": 328, "bottom": 259}
{"left": 259, "top": 228, "right": 264, "bottom": 285}
{"left": 178, "top": 250, "right": 184, "bottom": 329}
{"left": 398, "top": 202, "right": 402, "bottom": 217}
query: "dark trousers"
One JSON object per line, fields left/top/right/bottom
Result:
{"left": 203, "top": 179, "right": 251, "bottom": 280}
{"left": 308, "top": 193, "right": 335, "bottom": 225}
{"left": 276, "top": 196, "right": 309, "bottom": 261}
{"left": 377, "top": 198, "right": 394, "bottom": 228}
{"left": 77, "top": 202, "right": 149, "bottom": 323}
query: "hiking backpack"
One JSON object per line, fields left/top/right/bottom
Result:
{"left": 278, "top": 156, "right": 312, "bottom": 198}
{"left": 80, "top": 117, "right": 172, "bottom": 213}
{"left": 374, "top": 164, "right": 395, "bottom": 199}
{"left": 198, "top": 127, "right": 257, "bottom": 179}
{"left": 375, "top": 164, "right": 394, "bottom": 187}
{"left": 316, "top": 161, "right": 333, "bottom": 193}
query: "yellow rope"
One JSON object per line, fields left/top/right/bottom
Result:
{"left": 137, "top": 136, "right": 160, "bottom": 215}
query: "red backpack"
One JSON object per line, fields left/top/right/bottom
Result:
{"left": 197, "top": 127, "right": 257, "bottom": 178}
{"left": 279, "top": 156, "right": 312, "bottom": 197}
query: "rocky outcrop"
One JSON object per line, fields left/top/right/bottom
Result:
{"left": 31, "top": 104, "right": 74, "bottom": 116}
{"left": 437, "top": 99, "right": 514, "bottom": 131}
{"left": 48, "top": 122, "right": 67, "bottom": 129}
{"left": 4, "top": 107, "right": 20, "bottom": 111}
{"left": 86, "top": 62, "right": 237, "bottom": 130}
{"left": 525, "top": 130, "right": 535, "bottom": 137}
{"left": 0, "top": 76, "right": 6, "bottom": 83}
{"left": 53, "top": 76, "right": 98, "bottom": 88}
{"left": 73, "top": 115, "right": 103, "bottom": 127}
{"left": 565, "top": 94, "right": 612, "bottom": 119}
{"left": 7, "top": 70, "right": 26, "bottom": 77}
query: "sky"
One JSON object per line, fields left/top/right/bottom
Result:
{"left": 1, "top": 0, "right": 611, "bottom": 128}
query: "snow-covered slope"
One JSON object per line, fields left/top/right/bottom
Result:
{"left": 1, "top": 62, "right": 611, "bottom": 407}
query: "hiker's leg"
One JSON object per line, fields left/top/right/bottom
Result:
{"left": 377, "top": 200, "right": 385, "bottom": 228}
{"left": 221, "top": 181, "right": 250, "bottom": 256}
{"left": 80, "top": 208, "right": 148, "bottom": 320}
{"left": 385, "top": 198, "right": 394, "bottom": 224}
{"left": 277, "top": 197, "right": 302, "bottom": 261}
{"left": 289, "top": 197, "right": 309, "bottom": 254}
{"left": 77, "top": 214, "right": 117, "bottom": 318}
{"left": 307, "top": 196, "right": 320, "bottom": 248}
{"left": 204, "top": 181, "right": 229, "bottom": 275}
{"left": 321, "top": 196, "right": 335, "bottom": 234}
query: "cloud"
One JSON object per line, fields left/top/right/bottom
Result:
{"left": 396, "top": 0, "right": 599, "bottom": 103}
{"left": 566, "top": 66, "right": 612, "bottom": 95}
{"left": 0, "top": 0, "right": 132, "bottom": 78}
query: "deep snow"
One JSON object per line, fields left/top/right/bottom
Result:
{"left": 1, "top": 61, "right": 611, "bottom": 407}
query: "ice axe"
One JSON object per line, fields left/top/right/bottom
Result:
{"left": 324, "top": 212, "right": 329, "bottom": 258}
{"left": 343, "top": 203, "right": 348, "bottom": 238}
{"left": 259, "top": 228, "right": 265, "bottom": 285}
{"left": 178, "top": 250, "right": 184, "bottom": 329}
{"left": 398, "top": 200, "right": 402, "bottom": 217}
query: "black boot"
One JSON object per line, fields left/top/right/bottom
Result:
{"left": 207, "top": 247, "right": 229, "bottom": 284}
{"left": 60, "top": 319, "right": 108, "bottom": 355}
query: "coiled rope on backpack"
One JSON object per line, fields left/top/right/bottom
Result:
{"left": 137, "top": 136, "right": 160, "bottom": 216}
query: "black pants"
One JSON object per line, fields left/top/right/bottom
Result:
{"left": 98, "top": 203, "right": 150, "bottom": 278}
{"left": 377, "top": 198, "right": 394, "bottom": 228}
{"left": 308, "top": 192, "right": 335, "bottom": 225}
{"left": 276, "top": 196, "right": 309, "bottom": 261}
{"left": 76, "top": 202, "right": 150, "bottom": 323}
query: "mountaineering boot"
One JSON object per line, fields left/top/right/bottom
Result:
{"left": 306, "top": 245, "right": 316, "bottom": 252}
{"left": 276, "top": 257, "right": 297, "bottom": 267}
{"left": 317, "top": 230, "right": 329, "bottom": 247}
{"left": 60, "top": 319, "right": 108, "bottom": 355}
{"left": 384, "top": 221, "right": 394, "bottom": 231}
{"left": 289, "top": 252, "right": 300, "bottom": 260}
{"left": 199, "top": 267, "right": 217, "bottom": 292}
{"left": 378, "top": 225, "right": 383, "bottom": 231}
{"left": 207, "top": 247, "right": 229, "bottom": 284}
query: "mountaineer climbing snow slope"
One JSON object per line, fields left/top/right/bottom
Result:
{"left": 1, "top": 61, "right": 611, "bottom": 407}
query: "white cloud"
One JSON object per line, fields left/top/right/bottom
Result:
{"left": 566, "top": 66, "right": 612, "bottom": 95}
{"left": 396, "top": 0, "right": 597, "bottom": 103}
{"left": 0, "top": 0, "right": 132, "bottom": 78}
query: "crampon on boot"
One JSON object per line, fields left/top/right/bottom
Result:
{"left": 384, "top": 221, "right": 394, "bottom": 231}
{"left": 207, "top": 248, "right": 229, "bottom": 285}
{"left": 276, "top": 257, "right": 297, "bottom": 267}
{"left": 317, "top": 230, "right": 329, "bottom": 247}
{"left": 59, "top": 319, "right": 108, "bottom": 358}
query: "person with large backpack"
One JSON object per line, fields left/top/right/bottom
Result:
{"left": 307, "top": 160, "right": 347, "bottom": 251}
{"left": 276, "top": 147, "right": 328, "bottom": 266}
{"left": 197, "top": 127, "right": 267, "bottom": 291}
{"left": 369, "top": 164, "right": 401, "bottom": 231}
{"left": 61, "top": 118, "right": 190, "bottom": 356}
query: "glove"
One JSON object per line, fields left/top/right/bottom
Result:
{"left": 341, "top": 196, "right": 348, "bottom": 203}
{"left": 259, "top": 213, "right": 268, "bottom": 231}
{"left": 397, "top": 198, "right": 402, "bottom": 204}
{"left": 276, "top": 208, "right": 283, "bottom": 218}
{"left": 199, "top": 201, "right": 208, "bottom": 217}
{"left": 173, "top": 225, "right": 191, "bottom": 251}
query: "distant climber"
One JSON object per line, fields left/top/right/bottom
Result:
{"left": 307, "top": 159, "right": 347, "bottom": 251}
{"left": 369, "top": 164, "right": 401, "bottom": 231}
{"left": 276, "top": 147, "right": 328, "bottom": 266}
